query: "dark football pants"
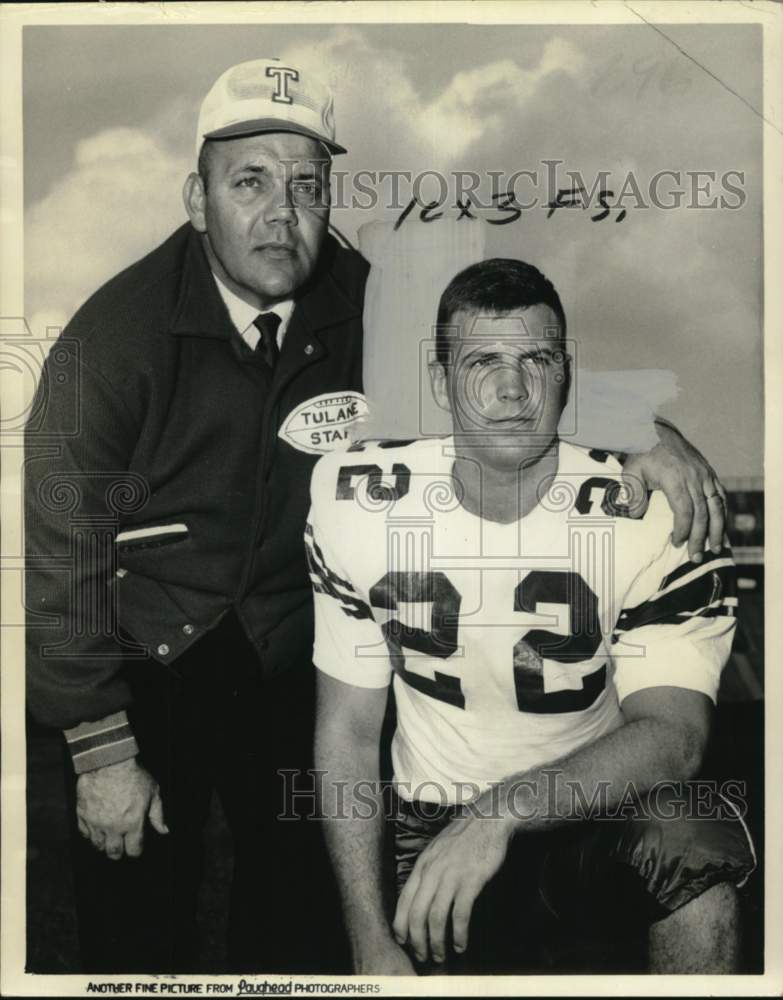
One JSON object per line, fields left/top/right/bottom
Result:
{"left": 65, "top": 610, "right": 349, "bottom": 973}
{"left": 394, "top": 787, "right": 756, "bottom": 974}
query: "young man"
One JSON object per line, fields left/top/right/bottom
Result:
{"left": 309, "top": 259, "right": 755, "bottom": 975}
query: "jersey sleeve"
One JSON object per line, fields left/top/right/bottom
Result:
{"left": 611, "top": 535, "right": 737, "bottom": 705}
{"left": 306, "top": 459, "right": 392, "bottom": 689}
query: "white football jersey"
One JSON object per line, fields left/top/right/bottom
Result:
{"left": 307, "top": 437, "right": 736, "bottom": 804}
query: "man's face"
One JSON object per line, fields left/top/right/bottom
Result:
{"left": 432, "top": 307, "right": 569, "bottom": 467}
{"left": 185, "top": 132, "right": 330, "bottom": 308}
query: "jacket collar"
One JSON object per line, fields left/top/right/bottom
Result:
{"left": 291, "top": 235, "right": 364, "bottom": 335}
{"left": 169, "top": 226, "right": 236, "bottom": 339}
{"left": 169, "top": 227, "right": 362, "bottom": 340}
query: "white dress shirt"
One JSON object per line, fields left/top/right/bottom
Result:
{"left": 211, "top": 271, "right": 295, "bottom": 351}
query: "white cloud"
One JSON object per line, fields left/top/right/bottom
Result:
{"left": 279, "top": 31, "right": 585, "bottom": 161}
{"left": 416, "top": 38, "right": 586, "bottom": 157}
{"left": 25, "top": 128, "right": 189, "bottom": 331}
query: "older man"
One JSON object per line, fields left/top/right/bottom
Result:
{"left": 26, "top": 59, "right": 727, "bottom": 973}
{"left": 25, "top": 59, "right": 365, "bottom": 973}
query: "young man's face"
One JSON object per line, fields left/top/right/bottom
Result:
{"left": 431, "top": 307, "right": 569, "bottom": 468}
{"left": 185, "top": 132, "right": 330, "bottom": 309}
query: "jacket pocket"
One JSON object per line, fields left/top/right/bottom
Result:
{"left": 115, "top": 522, "right": 190, "bottom": 552}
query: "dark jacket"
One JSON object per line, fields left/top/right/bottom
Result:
{"left": 25, "top": 223, "right": 369, "bottom": 730}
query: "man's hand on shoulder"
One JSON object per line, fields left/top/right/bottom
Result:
{"left": 76, "top": 756, "right": 169, "bottom": 860}
{"left": 392, "top": 809, "right": 512, "bottom": 964}
{"left": 620, "top": 418, "right": 727, "bottom": 563}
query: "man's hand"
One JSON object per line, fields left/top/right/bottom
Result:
{"left": 620, "top": 419, "right": 727, "bottom": 563}
{"left": 392, "top": 811, "right": 511, "bottom": 964}
{"left": 76, "top": 756, "right": 169, "bottom": 860}
{"left": 353, "top": 936, "right": 418, "bottom": 975}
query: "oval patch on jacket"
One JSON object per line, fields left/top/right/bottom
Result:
{"left": 279, "top": 392, "right": 369, "bottom": 455}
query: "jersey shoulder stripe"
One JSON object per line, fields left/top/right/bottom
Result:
{"left": 657, "top": 546, "right": 734, "bottom": 591}
{"left": 304, "top": 522, "right": 372, "bottom": 620}
{"left": 614, "top": 548, "right": 737, "bottom": 634}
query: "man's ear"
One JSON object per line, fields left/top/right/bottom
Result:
{"left": 429, "top": 361, "right": 452, "bottom": 414}
{"left": 183, "top": 172, "right": 207, "bottom": 233}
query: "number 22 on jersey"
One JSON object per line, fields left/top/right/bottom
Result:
{"left": 368, "top": 569, "right": 606, "bottom": 715}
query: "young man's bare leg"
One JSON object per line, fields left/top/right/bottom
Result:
{"left": 648, "top": 882, "right": 740, "bottom": 973}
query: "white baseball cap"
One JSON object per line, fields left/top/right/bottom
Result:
{"left": 196, "top": 58, "right": 346, "bottom": 159}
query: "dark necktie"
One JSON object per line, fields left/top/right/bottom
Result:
{"left": 253, "top": 312, "right": 282, "bottom": 369}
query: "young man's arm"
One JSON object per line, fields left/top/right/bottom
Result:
{"left": 315, "top": 672, "right": 415, "bottom": 975}
{"left": 392, "top": 685, "right": 711, "bottom": 964}
{"left": 393, "top": 518, "right": 737, "bottom": 964}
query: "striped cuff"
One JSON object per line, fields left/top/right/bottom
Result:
{"left": 64, "top": 711, "right": 139, "bottom": 775}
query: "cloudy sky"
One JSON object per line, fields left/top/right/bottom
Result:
{"left": 23, "top": 22, "right": 762, "bottom": 475}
